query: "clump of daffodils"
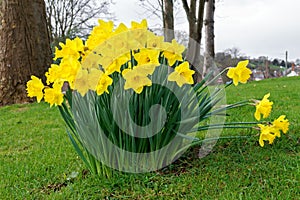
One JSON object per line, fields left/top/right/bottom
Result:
{"left": 253, "top": 94, "right": 289, "bottom": 147}
{"left": 258, "top": 115, "right": 289, "bottom": 147}
{"left": 26, "top": 18, "right": 290, "bottom": 175}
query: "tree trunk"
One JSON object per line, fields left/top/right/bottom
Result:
{"left": 162, "top": 0, "right": 175, "bottom": 42}
{"left": 203, "top": 0, "right": 215, "bottom": 78}
{"left": 182, "top": 0, "right": 206, "bottom": 82}
{"left": 0, "top": 0, "right": 51, "bottom": 106}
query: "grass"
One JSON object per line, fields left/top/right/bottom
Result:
{"left": 0, "top": 76, "right": 299, "bottom": 199}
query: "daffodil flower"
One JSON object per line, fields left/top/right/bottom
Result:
{"left": 44, "top": 82, "right": 64, "bottom": 107}
{"left": 162, "top": 39, "right": 185, "bottom": 66}
{"left": 54, "top": 37, "right": 85, "bottom": 60}
{"left": 96, "top": 73, "right": 113, "bottom": 95}
{"left": 146, "top": 32, "right": 164, "bottom": 49}
{"left": 26, "top": 75, "right": 44, "bottom": 103}
{"left": 129, "top": 19, "right": 148, "bottom": 45}
{"left": 59, "top": 58, "right": 81, "bottom": 89}
{"left": 134, "top": 49, "right": 160, "bottom": 75}
{"left": 272, "top": 115, "right": 289, "bottom": 134}
{"left": 113, "top": 23, "right": 128, "bottom": 35}
{"left": 74, "top": 68, "right": 103, "bottom": 96}
{"left": 258, "top": 124, "right": 276, "bottom": 147}
{"left": 104, "top": 54, "right": 130, "bottom": 75}
{"left": 254, "top": 93, "right": 273, "bottom": 121}
{"left": 168, "top": 61, "right": 195, "bottom": 87}
{"left": 130, "top": 19, "right": 148, "bottom": 30}
{"left": 45, "top": 64, "right": 62, "bottom": 85}
{"left": 45, "top": 57, "right": 81, "bottom": 88}
{"left": 227, "top": 60, "right": 252, "bottom": 86}
{"left": 86, "top": 20, "right": 114, "bottom": 50}
{"left": 134, "top": 49, "right": 160, "bottom": 66}
{"left": 122, "top": 67, "right": 152, "bottom": 94}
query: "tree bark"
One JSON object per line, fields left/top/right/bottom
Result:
{"left": 182, "top": 0, "right": 206, "bottom": 82}
{"left": 203, "top": 0, "right": 215, "bottom": 78}
{"left": 162, "top": 0, "right": 175, "bottom": 42}
{"left": 0, "top": 0, "right": 51, "bottom": 106}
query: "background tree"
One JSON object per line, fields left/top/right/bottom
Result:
{"left": 181, "top": 0, "right": 206, "bottom": 82}
{"left": 224, "top": 47, "right": 241, "bottom": 59}
{"left": 162, "top": 0, "right": 175, "bottom": 42}
{"left": 138, "top": 0, "right": 161, "bottom": 21}
{"left": 0, "top": 0, "right": 52, "bottom": 106}
{"left": 280, "top": 60, "right": 286, "bottom": 67}
{"left": 45, "top": 0, "right": 113, "bottom": 45}
{"left": 203, "top": 0, "right": 215, "bottom": 77}
{"left": 215, "top": 52, "right": 233, "bottom": 66}
{"left": 138, "top": 0, "right": 181, "bottom": 41}
{"left": 272, "top": 58, "right": 280, "bottom": 66}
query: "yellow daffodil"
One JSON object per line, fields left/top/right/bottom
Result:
{"left": 86, "top": 20, "right": 114, "bottom": 50}
{"left": 272, "top": 115, "right": 289, "bottom": 134}
{"left": 162, "top": 39, "right": 185, "bottom": 66}
{"left": 134, "top": 49, "right": 160, "bottom": 75}
{"left": 44, "top": 82, "right": 64, "bottom": 107}
{"left": 45, "top": 64, "right": 62, "bottom": 85}
{"left": 122, "top": 67, "right": 152, "bottom": 94}
{"left": 74, "top": 68, "right": 103, "bottom": 96}
{"left": 54, "top": 37, "right": 85, "bottom": 60}
{"left": 114, "top": 23, "right": 129, "bottom": 35}
{"left": 91, "top": 41, "right": 128, "bottom": 71}
{"left": 96, "top": 73, "right": 113, "bottom": 95}
{"left": 135, "top": 49, "right": 160, "bottom": 66}
{"left": 168, "top": 61, "right": 195, "bottom": 87}
{"left": 130, "top": 19, "right": 148, "bottom": 29}
{"left": 59, "top": 57, "right": 81, "bottom": 89}
{"left": 227, "top": 60, "right": 252, "bottom": 86}
{"left": 146, "top": 32, "right": 164, "bottom": 49}
{"left": 26, "top": 75, "right": 44, "bottom": 103}
{"left": 104, "top": 54, "right": 130, "bottom": 75}
{"left": 111, "top": 21, "right": 146, "bottom": 51}
{"left": 258, "top": 124, "right": 276, "bottom": 147}
{"left": 81, "top": 52, "right": 103, "bottom": 70}
{"left": 267, "top": 125, "right": 281, "bottom": 138}
{"left": 129, "top": 19, "right": 148, "bottom": 46}
{"left": 46, "top": 58, "right": 81, "bottom": 89}
{"left": 254, "top": 93, "right": 273, "bottom": 121}
{"left": 106, "top": 33, "right": 139, "bottom": 57}
{"left": 257, "top": 115, "right": 288, "bottom": 144}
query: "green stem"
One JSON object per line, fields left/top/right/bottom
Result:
{"left": 197, "top": 125, "right": 255, "bottom": 131}
{"left": 202, "top": 121, "right": 258, "bottom": 127}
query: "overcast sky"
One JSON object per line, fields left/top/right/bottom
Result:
{"left": 112, "top": 0, "right": 299, "bottom": 61}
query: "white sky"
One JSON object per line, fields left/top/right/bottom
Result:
{"left": 111, "top": 0, "right": 299, "bottom": 61}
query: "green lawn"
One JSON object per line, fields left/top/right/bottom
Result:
{"left": 0, "top": 76, "right": 299, "bottom": 199}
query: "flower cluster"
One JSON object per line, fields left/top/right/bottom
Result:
{"left": 26, "top": 19, "right": 194, "bottom": 106}
{"left": 253, "top": 93, "right": 289, "bottom": 147}
{"left": 226, "top": 62, "right": 289, "bottom": 147}
{"left": 258, "top": 115, "right": 289, "bottom": 147}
